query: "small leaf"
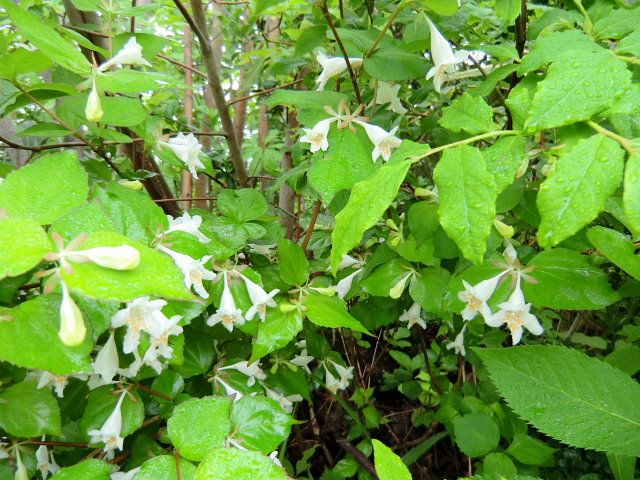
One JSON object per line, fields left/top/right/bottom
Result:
{"left": 452, "top": 413, "right": 500, "bottom": 457}
{"left": 373, "top": 439, "right": 411, "bottom": 480}
{"left": 439, "top": 92, "right": 494, "bottom": 135}
{"left": 194, "top": 448, "right": 288, "bottom": 480}
{"left": 251, "top": 308, "right": 303, "bottom": 362}
{"left": 278, "top": 236, "right": 309, "bottom": 285}
{"left": 605, "top": 347, "right": 640, "bottom": 376}
{"left": 171, "top": 326, "right": 215, "bottom": 378}
{"left": 0, "top": 217, "right": 51, "bottom": 278}
{"left": 303, "top": 293, "right": 370, "bottom": 334}
{"left": 616, "top": 26, "right": 640, "bottom": 57}
{"left": 218, "top": 189, "right": 268, "bottom": 223}
{"left": 408, "top": 202, "right": 439, "bottom": 247}
{"left": 0, "top": 381, "right": 61, "bottom": 437}
{"left": 505, "top": 434, "right": 557, "bottom": 466}
{"left": 607, "top": 452, "right": 636, "bottom": 480}
{"left": 587, "top": 226, "right": 640, "bottom": 280}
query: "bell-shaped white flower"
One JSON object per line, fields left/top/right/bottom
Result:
{"left": 324, "top": 365, "right": 342, "bottom": 393}
{"left": 59, "top": 281, "right": 86, "bottom": 347}
{"left": 446, "top": 325, "right": 467, "bottom": 356}
{"left": 98, "top": 37, "right": 152, "bottom": 72}
{"left": 36, "top": 440, "right": 60, "bottom": 479}
{"left": 263, "top": 386, "right": 303, "bottom": 414}
{"left": 15, "top": 449, "right": 29, "bottom": 480}
{"left": 241, "top": 275, "right": 279, "bottom": 322}
{"left": 158, "top": 246, "right": 215, "bottom": 298}
{"left": 315, "top": 52, "right": 363, "bottom": 91}
{"left": 299, "top": 118, "right": 334, "bottom": 153}
{"left": 486, "top": 275, "right": 543, "bottom": 345}
{"left": 142, "top": 313, "right": 183, "bottom": 373}
{"left": 88, "top": 390, "right": 128, "bottom": 457}
{"left": 334, "top": 269, "right": 363, "bottom": 300}
{"left": 111, "top": 296, "right": 168, "bottom": 354}
{"left": 36, "top": 371, "right": 69, "bottom": 398}
{"left": 219, "top": 360, "right": 266, "bottom": 387}
{"left": 269, "top": 451, "right": 283, "bottom": 468}
{"left": 206, "top": 272, "right": 245, "bottom": 331}
{"left": 354, "top": 120, "right": 402, "bottom": 162}
{"left": 70, "top": 245, "right": 140, "bottom": 270}
{"left": 165, "top": 212, "right": 211, "bottom": 243}
{"left": 290, "top": 349, "right": 313, "bottom": 374}
{"left": 91, "top": 332, "right": 120, "bottom": 384}
{"left": 425, "top": 16, "right": 469, "bottom": 93}
{"left": 368, "top": 82, "right": 407, "bottom": 114}
{"left": 399, "top": 302, "right": 426, "bottom": 329}
{"left": 329, "top": 360, "right": 353, "bottom": 388}
{"left": 458, "top": 270, "right": 509, "bottom": 322}
{"left": 337, "top": 255, "right": 360, "bottom": 271}
{"left": 85, "top": 78, "right": 103, "bottom": 122}
{"left": 159, "top": 132, "right": 205, "bottom": 180}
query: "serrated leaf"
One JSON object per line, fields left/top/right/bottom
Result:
{"left": 373, "top": 439, "right": 411, "bottom": 480}
{"left": 0, "top": 217, "right": 51, "bottom": 278}
{"left": 452, "top": 413, "right": 500, "bottom": 457}
{"left": 587, "top": 226, "right": 640, "bottom": 280}
{"left": 439, "top": 93, "right": 494, "bottom": 135}
{"left": 194, "top": 448, "right": 288, "bottom": 480}
{"left": 0, "top": 151, "right": 88, "bottom": 225}
{"left": 519, "top": 30, "right": 598, "bottom": 75}
{"left": 623, "top": 152, "right": 640, "bottom": 236}
{"left": 51, "top": 459, "right": 115, "bottom": 480}
{"left": 605, "top": 347, "right": 640, "bottom": 376}
{"left": 330, "top": 161, "right": 411, "bottom": 272}
{"left": 218, "top": 189, "right": 268, "bottom": 223}
{"left": 495, "top": 0, "right": 521, "bottom": 24}
{"left": 0, "top": 381, "right": 61, "bottom": 437}
{"left": 302, "top": 293, "right": 370, "bottom": 334}
{"left": 537, "top": 135, "right": 624, "bottom": 248}
{"left": 594, "top": 7, "right": 640, "bottom": 40}
{"left": 475, "top": 345, "right": 640, "bottom": 457}
{"left": 525, "top": 49, "right": 631, "bottom": 131}
{"left": 607, "top": 452, "right": 636, "bottom": 480}
{"left": 482, "top": 136, "right": 526, "bottom": 193}
{"left": 434, "top": 145, "right": 497, "bottom": 265}
{"left": 524, "top": 248, "right": 621, "bottom": 310}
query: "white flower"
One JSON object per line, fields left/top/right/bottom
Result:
{"left": 299, "top": 118, "right": 334, "bottom": 153}
{"left": 98, "top": 37, "right": 152, "bottom": 72}
{"left": 158, "top": 246, "right": 215, "bottom": 298}
{"left": 206, "top": 272, "right": 245, "bottom": 331}
{"left": 290, "top": 349, "right": 313, "bottom": 374}
{"left": 337, "top": 255, "right": 360, "bottom": 271}
{"left": 36, "top": 441, "right": 60, "bottom": 479}
{"left": 334, "top": 269, "right": 363, "bottom": 300}
{"left": 329, "top": 360, "right": 353, "bottom": 389}
{"left": 159, "top": 133, "right": 205, "bottom": 180}
{"left": 142, "top": 313, "right": 183, "bottom": 373}
{"left": 399, "top": 302, "right": 426, "bottom": 329}
{"left": 111, "top": 296, "right": 168, "bottom": 354}
{"left": 486, "top": 275, "right": 543, "bottom": 345}
{"left": 241, "top": 275, "right": 279, "bottom": 322}
{"left": 295, "top": 339, "right": 307, "bottom": 349}
{"left": 458, "top": 271, "right": 509, "bottom": 322}
{"left": 354, "top": 121, "right": 402, "bottom": 162}
{"left": 165, "top": 212, "right": 211, "bottom": 243}
{"left": 213, "top": 376, "right": 245, "bottom": 401}
{"left": 247, "top": 243, "right": 276, "bottom": 256}
{"left": 219, "top": 360, "right": 266, "bottom": 387}
{"left": 263, "top": 386, "right": 303, "bottom": 414}
{"left": 91, "top": 332, "right": 120, "bottom": 384}
{"left": 110, "top": 467, "right": 141, "bottom": 480}
{"left": 315, "top": 52, "right": 363, "bottom": 91}
{"left": 36, "top": 371, "right": 69, "bottom": 398}
{"left": 116, "top": 350, "right": 143, "bottom": 379}
{"left": 71, "top": 245, "right": 140, "bottom": 270}
{"left": 88, "top": 390, "right": 128, "bottom": 456}
{"left": 269, "top": 451, "right": 283, "bottom": 468}
{"left": 85, "top": 78, "right": 103, "bottom": 122}
{"left": 446, "top": 325, "right": 467, "bottom": 356}
{"left": 324, "top": 365, "right": 342, "bottom": 393}
{"left": 15, "top": 449, "right": 28, "bottom": 480}
{"left": 59, "top": 281, "right": 86, "bottom": 347}
{"left": 425, "top": 16, "right": 469, "bottom": 93}
{"left": 368, "top": 82, "right": 407, "bottom": 114}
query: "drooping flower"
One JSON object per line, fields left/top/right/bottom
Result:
{"left": 241, "top": 275, "right": 279, "bottom": 322}
{"left": 158, "top": 133, "right": 205, "bottom": 179}
{"left": 158, "top": 246, "right": 215, "bottom": 298}
{"left": 70, "top": 245, "right": 140, "bottom": 270}
{"left": 15, "top": 448, "right": 29, "bottom": 480}
{"left": 206, "top": 272, "right": 245, "bottom": 331}
{"left": 111, "top": 296, "right": 168, "bottom": 354}
{"left": 98, "top": 37, "right": 152, "bottom": 72}
{"left": 486, "top": 275, "right": 543, "bottom": 345}
{"left": 35, "top": 371, "right": 69, "bottom": 398}
{"left": 85, "top": 77, "right": 103, "bottom": 122}
{"left": 315, "top": 52, "right": 363, "bottom": 91}
{"left": 399, "top": 302, "right": 426, "bottom": 329}
{"left": 142, "top": 313, "right": 183, "bottom": 373}
{"left": 263, "top": 386, "right": 303, "bottom": 414}
{"left": 334, "top": 269, "right": 363, "bottom": 300}
{"left": 90, "top": 331, "right": 120, "bottom": 385}
{"left": 425, "top": 16, "right": 469, "bottom": 93}
{"left": 36, "top": 439, "right": 60, "bottom": 479}
{"left": 458, "top": 270, "right": 509, "bottom": 322}
{"left": 329, "top": 360, "right": 353, "bottom": 388}
{"left": 59, "top": 281, "right": 86, "bottom": 347}
{"left": 368, "top": 82, "right": 407, "bottom": 114}
{"left": 354, "top": 121, "right": 402, "bottom": 162}
{"left": 337, "top": 255, "right": 360, "bottom": 271}
{"left": 290, "top": 349, "right": 313, "bottom": 374}
{"left": 165, "top": 212, "right": 211, "bottom": 243}
{"left": 446, "top": 325, "right": 467, "bottom": 356}
{"left": 299, "top": 118, "right": 334, "bottom": 153}
{"left": 212, "top": 376, "right": 245, "bottom": 401}
{"left": 88, "top": 390, "right": 128, "bottom": 458}
{"left": 219, "top": 360, "right": 266, "bottom": 387}
{"left": 324, "top": 365, "right": 342, "bottom": 393}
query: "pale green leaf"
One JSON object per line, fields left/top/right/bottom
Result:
{"left": 263, "top": 90, "right": 347, "bottom": 126}
{"left": 594, "top": 7, "right": 640, "bottom": 40}
{"left": 218, "top": 189, "right": 268, "bottom": 223}
{"left": 439, "top": 93, "right": 494, "bottom": 135}
{"left": 135, "top": 456, "right": 196, "bottom": 480}
{"left": 99, "top": 70, "right": 187, "bottom": 93}
{"left": 418, "top": 0, "right": 459, "bottom": 15}
{"left": 0, "top": 217, "right": 51, "bottom": 278}
{"left": 616, "top": 26, "right": 640, "bottom": 56}
{"left": 195, "top": 448, "right": 288, "bottom": 480}
{"left": 518, "top": 30, "right": 597, "bottom": 75}
{"left": 14, "top": 123, "right": 71, "bottom": 138}
{"left": 302, "top": 293, "right": 370, "bottom": 334}
{"left": 587, "top": 226, "right": 640, "bottom": 280}
{"left": 0, "top": 48, "right": 52, "bottom": 80}
{"left": 482, "top": 135, "right": 526, "bottom": 193}
{"left": 373, "top": 439, "right": 411, "bottom": 480}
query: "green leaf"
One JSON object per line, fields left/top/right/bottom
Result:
{"left": 482, "top": 136, "right": 526, "bottom": 193}
{"left": 605, "top": 347, "right": 640, "bottom": 376}
{"left": 505, "top": 434, "right": 557, "bottom": 466}
{"left": 51, "top": 459, "right": 115, "bottom": 480}
{"left": 136, "top": 456, "right": 196, "bottom": 480}
{"left": 99, "top": 70, "right": 186, "bottom": 93}
{"left": 524, "top": 248, "right": 621, "bottom": 310}
{"left": 475, "top": 345, "right": 640, "bottom": 457}
{"left": 594, "top": 7, "right": 640, "bottom": 40}
{"left": 494, "top": 0, "right": 521, "bottom": 24}
{"left": 0, "top": 0, "right": 90, "bottom": 74}
{"left": 623, "top": 152, "right": 640, "bottom": 236}
{"left": 373, "top": 439, "right": 411, "bottom": 480}
{"left": 418, "top": 0, "right": 459, "bottom": 15}
{"left": 587, "top": 226, "right": 640, "bottom": 280}
{"left": 194, "top": 448, "right": 288, "bottom": 480}
{"left": 525, "top": 49, "right": 631, "bottom": 131}
{"left": 60, "top": 230, "right": 195, "bottom": 301}
{"left": 58, "top": 96, "right": 148, "bottom": 128}
{"left": 364, "top": 47, "right": 431, "bottom": 81}
{"left": 167, "top": 396, "right": 232, "bottom": 461}
{"left": 80, "top": 386, "right": 144, "bottom": 441}
{"left": 361, "top": 258, "right": 406, "bottom": 297}
{"left": 277, "top": 236, "right": 309, "bottom": 285}
{"left": 607, "top": 452, "right": 636, "bottom": 480}
{"left": 452, "top": 413, "right": 500, "bottom": 457}
{"left": 0, "top": 294, "right": 93, "bottom": 374}
{"left": 0, "top": 48, "right": 52, "bottom": 80}
{"left": 151, "top": 370, "right": 185, "bottom": 403}
{"left": 0, "top": 217, "right": 51, "bottom": 278}
{"left": 439, "top": 93, "right": 494, "bottom": 135}
{"left": 263, "top": 90, "right": 347, "bottom": 126}
{"left": 408, "top": 202, "right": 439, "bottom": 247}
{"left": 171, "top": 327, "right": 215, "bottom": 378}
{"left": 0, "top": 381, "right": 61, "bottom": 437}
{"left": 434, "top": 145, "right": 497, "bottom": 265}
{"left": 308, "top": 127, "right": 379, "bottom": 203}
{"left": 0, "top": 151, "right": 88, "bottom": 225}
{"left": 14, "top": 123, "right": 72, "bottom": 138}
{"left": 251, "top": 308, "right": 303, "bottom": 362}
{"left": 518, "top": 30, "right": 598, "bottom": 75}
{"left": 302, "top": 293, "right": 370, "bottom": 334}
{"left": 616, "top": 26, "right": 640, "bottom": 57}
{"left": 483, "top": 452, "right": 518, "bottom": 476}
{"left": 537, "top": 135, "right": 624, "bottom": 248}
{"left": 218, "top": 189, "right": 268, "bottom": 223}
{"left": 231, "top": 395, "right": 297, "bottom": 453}
{"left": 106, "top": 182, "right": 168, "bottom": 237}
{"left": 330, "top": 160, "right": 411, "bottom": 272}
{"left": 409, "top": 268, "right": 451, "bottom": 320}
{"left": 293, "top": 25, "right": 327, "bottom": 57}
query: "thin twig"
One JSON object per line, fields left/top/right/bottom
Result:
{"left": 174, "top": 449, "right": 182, "bottom": 480}
{"left": 365, "top": 0, "right": 406, "bottom": 58}
{"left": 339, "top": 441, "right": 379, "bottom": 480}
{"left": 135, "top": 384, "right": 175, "bottom": 401}
{"left": 301, "top": 199, "right": 322, "bottom": 250}
{"left": 261, "top": 31, "right": 295, "bottom": 46}
{"left": 154, "top": 197, "right": 217, "bottom": 203}
{"left": 228, "top": 79, "right": 304, "bottom": 105}
{"left": 158, "top": 54, "right": 208, "bottom": 79}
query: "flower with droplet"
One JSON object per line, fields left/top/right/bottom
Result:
{"left": 158, "top": 133, "right": 205, "bottom": 180}
{"left": 158, "top": 246, "right": 215, "bottom": 298}
{"left": 315, "top": 52, "right": 363, "bottom": 91}
{"left": 219, "top": 360, "right": 266, "bottom": 387}
{"left": 206, "top": 272, "right": 245, "bottom": 331}
{"left": 59, "top": 281, "right": 86, "bottom": 347}
{"left": 165, "top": 212, "right": 211, "bottom": 243}
{"left": 299, "top": 118, "right": 334, "bottom": 153}
{"left": 354, "top": 121, "right": 402, "bottom": 162}
{"left": 425, "top": 16, "right": 469, "bottom": 93}
{"left": 111, "top": 296, "right": 168, "bottom": 354}
{"left": 368, "top": 81, "right": 407, "bottom": 114}
{"left": 98, "top": 37, "right": 152, "bottom": 72}
{"left": 399, "top": 302, "right": 426, "bottom": 329}
{"left": 88, "top": 390, "right": 128, "bottom": 458}
{"left": 241, "top": 275, "right": 279, "bottom": 322}
{"left": 446, "top": 325, "right": 467, "bottom": 356}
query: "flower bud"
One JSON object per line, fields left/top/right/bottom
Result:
{"left": 279, "top": 303, "right": 298, "bottom": 313}
{"left": 389, "top": 273, "right": 412, "bottom": 299}
{"left": 15, "top": 449, "right": 29, "bottom": 480}
{"left": 309, "top": 286, "right": 336, "bottom": 296}
{"left": 59, "top": 282, "right": 86, "bottom": 347}
{"left": 73, "top": 245, "right": 141, "bottom": 270}
{"left": 118, "top": 179, "right": 143, "bottom": 191}
{"left": 85, "top": 79, "right": 103, "bottom": 123}
{"left": 494, "top": 219, "right": 514, "bottom": 238}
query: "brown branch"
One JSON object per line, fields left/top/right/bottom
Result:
{"left": 338, "top": 440, "right": 379, "bottom": 480}
{"left": 300, "top": 199, "right": 322, "bottom": 251}
{"left": 158, "top": 54, "right": 208, "bottom": 79}
{"left": 174, "top": 449, "right": 182, "bottom": 480}
{"left": 261, "top": 31, "right": 294, "bottom": 46}
{"left": 135, "top": 384, "right": 175, "bottom": 401}
{"left": 63, "top": 25, "right": 112, "bottom": 38}
{"left": 228, "top": 78, "right": 304, "bottom": 105}
{"left": 154, "top": 197, "right": 217, "bottom": 203}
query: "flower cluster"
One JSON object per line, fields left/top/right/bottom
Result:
{"left": 324, "top": 359, "right": 354, "bottom": 392}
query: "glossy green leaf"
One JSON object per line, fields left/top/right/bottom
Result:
{"left": 364, "top": 47, "right": 430, "bottom": 81}
{"left": 167, "top": 396, "right": 232, "bottom": 461}
{"left": 230, "top": 395, "right": 297, "bottom": 453}
{"left": 616, "top": 26, "right": 640, "bottom": 57}
{"left": 623, "top": 152, "right": 640, "bottom": 236}
{"left": 0, "top": 381, "right": 61, "bottom": 437}
{"left": 373, "top": 439, "right": 411, "bottom": 480}
{"left": 518, "top": 30, "right": 598, "bottom": 75}
{"left": 0, "top": 151, "right": 88, "bottom": 225}
{"left": 51, "top": 459, "right": 115, "bottom": 480}
{"left": 361, "top": 258, "right": 407, "bottom": 297}
{"left": 0, "top": 217, "right": 51, "bottom": 278}
{"left": 135, "top": 455, "right": 196, "bottom": 480}
{"left": 525, "top": 49, "right": 631, "bottom": 131}
{"left": 0, "top": 294, "right": 93, "bottom": 374}
{"left": 494, "top": 0, "right": 521, "bottom": 24}
{"left": 594, "top": 7, "right": 640, "bottom": 40}
{"left": 439, "top": 93, "right": 493, "bottom": 135}
{"left": 80, "top": 386, "right": 144, "bottom": 441}
{"left": 505, "top": 434, "right": 557, "bottom": 465}
{"left": 537, "top": 135, "right": 624, "bottom": 248}
{"left": 482, "top": 136, "right": 526, "bottom": 193}
{"left": 434, "top": 145, "right": 497, "bottom": 265}
{"left": 475, "top": 345, "right": 640, "bottom": 456}
{"left": 0, "top": 48, "right": 52, "bottom": 80}
{"left": 14, "top": 123, "right": 71, "bottom": 138}
{"left": 218, "top": 189, "right": 268, "bottom": 223}
{"left": 408, "top": 202, "right": 439, "bottom": 247}
{"left": 331, "top": 160, "right": 411, "bottom": 272}
{"left": 452, "top": 413, "right": 500, "bottom": 457}
{"left": 303, "top": 293, "right": 370, "bottom": 334}
{"left": 194, "top": 448, "right": 289, "bottom": 480}
{"left": 524, "top": 249, "right": 621, "bottom": 310}
{"left": 587, "top": 226, "right": 640, "bottom": 280}
{"left": 251, "top": 308, "right": 303, "bottom": 362}
{"left": 409, "top": 268, "right": 451, "bottom": 320}
{"left": 61, "top": 230, "right": 195, "bottom": 301}
{"left": 150, "top": 370, "right": 185, "bottom": 403}
{"left": 170, "top": 326, "right": 214, "bottom": 378}
{"left": 277, "top": 236, "right": 309, "bottom": 285}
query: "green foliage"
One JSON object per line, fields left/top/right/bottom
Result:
{"left": 194, "top": 448, "right": 289, "bottom": 480}
{"left": 373, "top": 439, "right": 411, "bottom": 480}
